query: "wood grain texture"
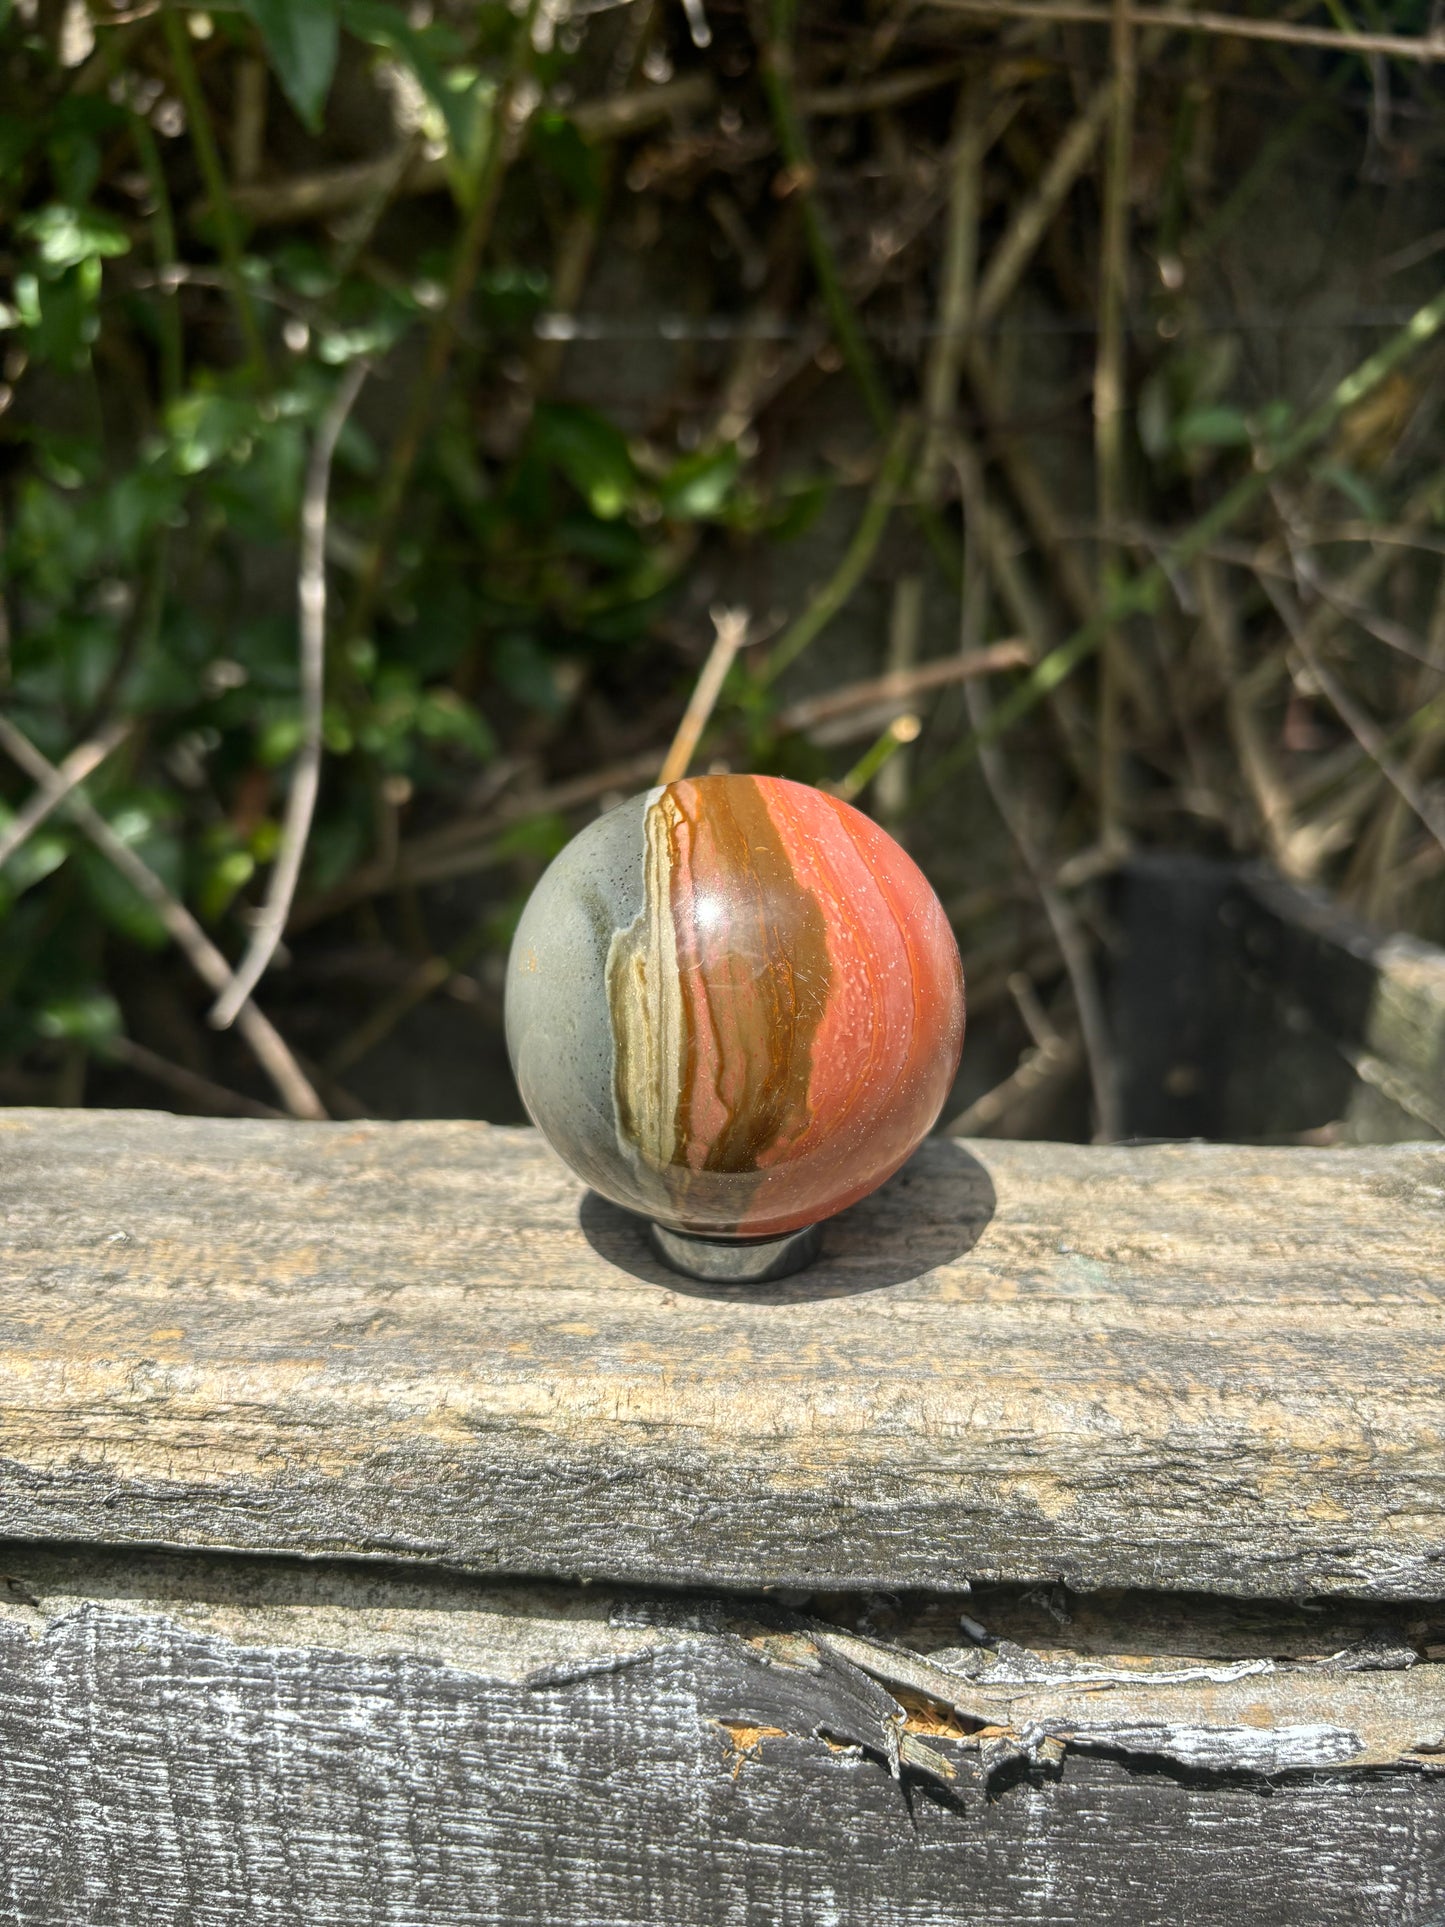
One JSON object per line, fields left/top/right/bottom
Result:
{"left": 0, "top": 1110, "right": 1442, "bottom": 1599}
{"left": 0, "top": 1548, "right": 1440, "bottom": 1926}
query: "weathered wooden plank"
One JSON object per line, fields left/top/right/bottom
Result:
{"left": 1, "top": 1109, "right": 1443, "bottom": 1598}
{"left": 0, "top": 1549, "right": 1439, "bottom": 1927}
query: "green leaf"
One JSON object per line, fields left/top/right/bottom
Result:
{"left": 494, "top": 634, "right": 567, "bottom": 716}
{"left": 415, "top": 687, "right": 496, "bottom": 760}
{"left": 76, "top": 840, "right": 176, "bottom": 949}
{"left": 18, "top": 203, "right": 131, "bottom": 273}
{"left": 164, "top": 389, "right": 260, "bottom": 475}
{"left": 46, "top": 97, "right": 126, "bottom": 205}
{"left": 532, "top": 406, "right": 637, "bottom": 521}
{"left": 531, "top": 113, "right": 602, "bottom": 212}
{"left": 35, "top": 992, "right": 121, "bottom": 1046}
{"left": 0, "top": 821, "right": 68, "bottom": 897}
{"left": 766, "top": 475, "right": 832, "bottom": 543}
{"left": 659, "top": 444, "right": 741, "bottom": 521}
{"left": 240, "top": 0, "right": 339, "bottom": 134}
{"left": 258, "top": 712, "right": 305, "bottom": 766}
{"left": 1317, "top": 462, "right": 1386, "bottom": 522}
{"left": 197, "top": 847, "right": 256, "bottom": 923}
{"left": 553, "top": 512, "right": 646, "bottom": 569}
{"left": 493, "top": 811, "right": 570, "bottom": 862}
{"left": 340, "top": 0, "right": 473, "bottom": 159}
{"left": 1174, "top": 404, "right": 1253, "bottom": 451}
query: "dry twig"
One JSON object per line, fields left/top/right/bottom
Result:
{"left": 1194, "top": 560, "right": 1300, "bottom": 875}
{"left": 955, "top": 486, "right": 1123, "bottom": 1142}
{"left": 778, "top": 640, "right": 1033, "bottom": 733}
{"left": 0, "top": 719, "right": 131, "bottom": 872}
{"left": 834, "top": 713, "right": 923, "bottom": 803}
{"left": 1360, "top": 564, "right": 1445, "bottom": 921}
{"left": 103, "top": 1035, "right": 287, "bottom": 1121}
{"left": 1095, "top": 0, "right": 1135, "bottom": 847}
{"left": 919, "top": 280, "right": 1445, "bottom": 797}
{"left": 657, "top": 607, "right": 751, "bottom": 785}
{"left": 210, "top": 360, "right": 368, "bottom": 1029}
{"left": 972, "top": 81, "right": 1114, "bottom": 333}
{"left": 945, "top": 1030, "right": 1083, "bottom": 1135}
{"left": 923, "top": 0, "right": 1445, "bottom": 62}
{"left": 0, "top": 715, "right": 325, "bottom": 1120}
{"left": 1269, "top": 586, "right": 1445, "bottom": 862}
{"left": 215, "top": 75, "right": 717, "bottom": 228}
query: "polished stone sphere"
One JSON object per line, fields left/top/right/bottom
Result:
{"left": 505, "top": 773, "right": 965, "bottom": 1239}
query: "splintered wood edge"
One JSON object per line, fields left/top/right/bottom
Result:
{"left": 0, "top": 1547, "right": 1440, "bottom": 1783}
{"left": 0, "top": 1110, "right": 1442, "bottom": 1600}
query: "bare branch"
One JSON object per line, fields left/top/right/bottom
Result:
{"left": 1095, "top": 0, "right": 1136, "bottom": 849}
{"left": 657, "top": 607, "right": 751, "bottom": 785}
{"left": 0, "top": 719, "right": 131, "bottom": 872}
{"left": 209, "top": 360, "right": 368, "bottom": 1030}
{"left": 953, "top": 459, "right": 1123, "bottom": 1142}
{"left": 217, "top": 76, "right": 718, "bottom": 229}
{"left": 924, "top": 0, "right": 1445, "bottom": 63}
{"left": 0, "top": 714, "right": 326, "bottom": 1121}
{"left": 973, "top": 81, "right": 1114, "bottom": 332}
{"left": 1269, "top": 587, "right": 1445, "bottom": 862}
{"left": 775, "top": 639, "right": 1030, "bottom": 733}
{"left": 103, "top": 1036, "right": 287, "bottom": 1121}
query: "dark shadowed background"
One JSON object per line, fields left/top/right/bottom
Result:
{"left": 2, "top": 0, "right": 1443, "bottom": 1142}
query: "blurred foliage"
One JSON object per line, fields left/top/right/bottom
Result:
{"left": 2, "top": 0, "right": 1444, "bottom": 1130}
{"left": 0, "top": 0, "right": 787, "bottom": 1085}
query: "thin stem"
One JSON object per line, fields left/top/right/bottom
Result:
{"left": 954, "top": 462, "right": 1122, "bottom": 1141}
{"left": 1194, "top": 559, "right": 1298, "bottom": 874}
{"left": 919, "top": 82, "right": 986, "bottom": 496}
{"left": 915, "top": 281, "right": 1445, "bottom": 802}
{"left": 342, "top": 0, "right": 541, "bottom": 651}
{"left": 129, "top": 109, "right": 182, "bottom": 699}
{"left": 973, "top": 81, "right": 1113, "bottom": 332}
{"left": 130, "top": 111, "right": 183, "bottom": 404}
{"left": 835, "top": 713, "right": 922, "bottom": 803}
{"left": 528, "top": 0, "right": 657, "bottom": 396}
{"left": 160, "top": 8, "right": 270, "bottom": 384}
{"left": 775, "top": 639, "right": 1031, "bottom": 734}
{"left": 657, "top": 607, "right": 750, "bottom": 785}
{"left": 0, "top": 714, "right": 324, "bottom": 1119}
{"left": 759, "top": 419, "right": 917, "bottom": 684}
{"left": 757, "top": 0, "right": 891, "bottom": 434}
{"left": 874, "top": 576, "right": 924, "bottom": 826}
{"left": 0, "top": 720, "right": 132, "bottom": 872}
{"left": 945, "top": 1030, "right": 1081, "bottom": 1135}
{"left": 1263, "top": 577, "right": 1445, "bottom": 861}
{"left": 220, "top": 75, "right": 716, "bottom": 229}
{"left": 1362, "top": 563, "right": 1445, "bottom": 921}
{"left": 1095, "top": 0, "right": 1136, "bottom": 846}
{"left": 921, "top": 0, "right": 1445, "bottom": 63}
{"left": 210, "top": 359, "right": 369, "bottom": 1029}
{"left": 103, "top": 1034, "right": 287, "bottom": 1120}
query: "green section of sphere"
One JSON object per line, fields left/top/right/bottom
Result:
{"left": 504, "top": 791, "right": 657, "bottom": 1218}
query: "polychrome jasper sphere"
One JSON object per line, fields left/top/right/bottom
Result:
{"left": 505, "top": 773, "right": 965, "bottom": 1240}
